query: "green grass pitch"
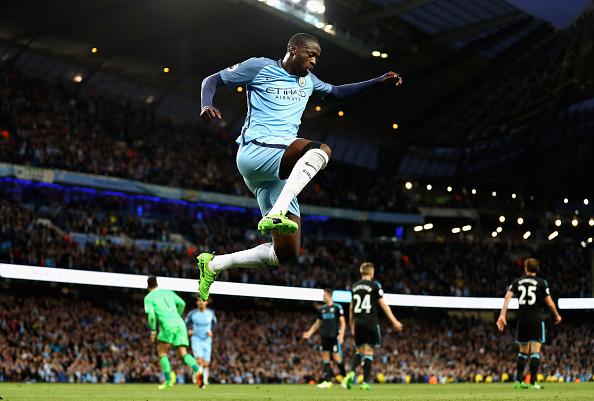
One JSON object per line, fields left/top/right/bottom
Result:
{"left": 1, "top": 383, "right": 594, "bottom": 401}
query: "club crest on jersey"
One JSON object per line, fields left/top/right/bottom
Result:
{"left": 298, "top": 77, "right": 306, "bottom": 87}
{"left": 227, "top": 64, "right": 239, "bottom": 71}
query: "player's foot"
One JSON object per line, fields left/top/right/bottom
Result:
{"left": 360, "top": 382, "right": 371, "bottom": 390}
{"left": 158, "top": 381, "right": 173, "bottom": 390}
{"left": 257, "top": 213, "right": 298, "bottom": 234}
{"left": 343, "top": 371, "right": 355, "bottom": 390}
{"left": 514, "top": 381, "right": 525, "bottom": 390}
{"left": 530, "top": 383, "right": 543, "bottom": 390}
{"left": 317, "top": 381, "right": 333, "bottom": 389}
{"left": 192, "top": 370, "right": 204, "bottom": 388}
{"left": 197, "top": 253, "right": 218, "bottom": 301}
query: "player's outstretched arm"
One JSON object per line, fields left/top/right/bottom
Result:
{"left": 544, "top": 296, "right": 562, "bottom": 324}
{"left": 328, "top": 71, "right": 403, "bottom": 100}
{"left": 303, "top": 319, "right": 321, "bottom": 339}
{"left": 496, "top": 290, "right": 514, "bottom": 331}
{"left": 200, "top": 73, "right": 224, "bottom": 122}
{"left": 378, "top": 298, "right": 403, "bottom": 332}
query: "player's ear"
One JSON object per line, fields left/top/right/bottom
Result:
{"left": 289, "top": 45, "right": 297, "bottom": 55}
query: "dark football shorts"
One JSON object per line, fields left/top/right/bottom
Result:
{"left": 354, "top": 323, "right": 381, "bottom": 347}
{"left": 320, "top": 337, "right": 342, "bottom": 353}
{"left": 516, "top": 318, "right": 545, "bottom": 343}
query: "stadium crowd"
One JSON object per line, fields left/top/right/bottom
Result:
{"left": 1, "top": 191, "right": 590, "bottom": 298}
{"left": 0, "top": 66, "right": 415, "bottom": 213}
{"left": 0, "top": 294, "right": 592, "bottom": 384}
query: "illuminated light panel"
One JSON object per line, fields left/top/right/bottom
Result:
{"left": 0, "top": 263, "right": 542, "bottom": 310}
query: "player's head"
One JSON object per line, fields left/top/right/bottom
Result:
{"left": 286, "top": 33, "right": 321, "bottom": 77}
{"left": 524, "top": 258, "right": 540, "bottom": 274}
{"left": 323, "top": 287, "right": 333, "bottom": 304}
{"left": 147, "top": 275, "right": 158, "bottom": 290}
{"left": 197, "top": 298, "right": 208, "bottom": 310}
{"left": 360, "top": 262, "right": 375, "bottom": 278}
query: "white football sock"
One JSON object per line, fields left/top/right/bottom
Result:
{"left": 268, "top": 148, "right": 329, "bottom": 216}
{"left": 203, "top": 367, "right": 209, "bottom": 384}
{"left": 209, "top": 242, "right": 279, "bottom": 273}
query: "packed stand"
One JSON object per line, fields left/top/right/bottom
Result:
{"left": 0, "top": 293, "right": 592, "bottom": 384}
{"left": 0, "top": 189, "right": 591, "bottom": 298}
{"left": 0, "top": 66, "right": 415, "bottom": 213}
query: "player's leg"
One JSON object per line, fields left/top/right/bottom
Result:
{"left": 202, "top": 339, "right": 213, "bottom": 386}
{"left": 528, "top": 341, "right": 543, "bottom": 389}
{"left": 190, "top": 336, "right": 205, "bottom": 384}
{"left": 259, "top": 139, "right": 331, "bottom": 234}
{"left": 176, "top": 346, "right": 200, "bottom": 377}
{"left": 157, "top": 342, "right": 173, "bottom": 389}
{"left": 198, "top": 208, "right": 300, "bottom": 300}
{"left": 317, "top": 350, "right": 333, "bottom": 388}
{"left": 196, "top": 139, "right": 313, "bottom": 300}
{"left": 174, "top": 326, "right": 201, "bottom": 386}
{"left": 196, "top": 239, "right": 280, "bottom": 301}
{"left": 344, "top": 346, "right": 365, "bottom": 390}
{"left": 515, "top": 343, "right": 530, "bottom": 388}
{"left": 361, "top": 346, "right": 374, "bottom": 390}
{"left": 333, "top": 342, "right": 346, "bottom": 377}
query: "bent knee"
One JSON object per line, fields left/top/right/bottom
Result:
{"left": 274, "top": 245, "right": 299, "bottom": 264}
{"left": 320, "top": 143, "right": 332, "bottom": 160}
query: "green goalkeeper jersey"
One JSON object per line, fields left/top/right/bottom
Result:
{"left": 144, "top": 288, "right": 186, "bottom": 331}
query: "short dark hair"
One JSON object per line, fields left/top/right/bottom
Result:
{"left": 323, "top": 287, "right": 333, "bottom": 295}
{"left": 287, "top": 33, "right": 318, "bottom": 50}
{"left": 524, "top": 258, "right": 540, "bottom": 273}
{"left": 147, "top": 275, "right": 158, "bottom": 289}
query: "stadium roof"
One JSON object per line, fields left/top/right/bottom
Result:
{"left": 1, "top": 0, "right": 593, "bottom": 190}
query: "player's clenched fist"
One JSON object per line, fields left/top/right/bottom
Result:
{"left": 496, "top": 316, "right": 507, "bottom": 331}
{"left": 381, "top": 71, "right": 403, "bottom": 87}
{"left": 200, "top": 106, "right": 222, "bottom": 122}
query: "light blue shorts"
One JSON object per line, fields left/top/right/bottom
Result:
{"left": 236, "top": 135, "right": 300, "bottom": 217}
{"left": 191, "top": 336, "right": 212, "bottom": 362}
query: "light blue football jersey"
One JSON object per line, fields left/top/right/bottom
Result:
{"left": 185, "top": 308, "right": 217, "bottom": 340}
{"left": 219, "top": 57, "right": 332, "bottom": 144}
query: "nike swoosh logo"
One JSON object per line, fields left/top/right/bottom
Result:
{"left": 304, "top": 162, "right": 318, "bottom": 172}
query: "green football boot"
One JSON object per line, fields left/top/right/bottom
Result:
{"left": 514, "top": 381, "right": 524, "bottom": 390}
{"left": 343, "top": 371, "right": 355, "bottom": 390}
{"left": 158, "top": 381, "right": 173, "bottom": 390}
{"left": 196, "top": 253, "right": 218, "bottom": 301}
{"left": 360, "top": 382, "right": 371, "bottom": 391}
{"left": 257, "top": 213, "right": 298, "bottom": 234}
